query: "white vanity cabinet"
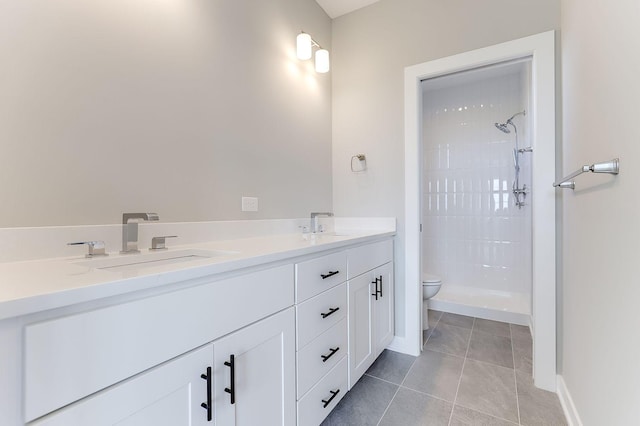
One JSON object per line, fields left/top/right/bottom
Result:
{"left": 347, "top": 240, "right": 394, "bottom": 388}
{"left": 31, "top": 344, "right": 215, "bottom": 426}
{"left": 2, "top": 233, "right": 395, "bottom": 426}
{"left": 32, "top": 308, "right": 295, "bottom": 426}
{"left": 294, "top": 251, "right": 349, "bottom": 426}
{"left": 23, "top": 265, "right": 295, "bottom": 425}
{"left": 212, "top": 308, "right": 295, "bottom": 426}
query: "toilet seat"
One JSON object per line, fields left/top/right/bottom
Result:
{"left": 422, "top": 273, "right": 441, "bottom": 284}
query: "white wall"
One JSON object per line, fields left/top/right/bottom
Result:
{"left": 331, "top": 0, "right": 559, "bottom": 336}
{"left": 422, "top": 71, "right": 532, "bottom": 297}
{"left": 560, "top": 0, "right": 640, "bottom": 423}
{"left": 0, "top": 0, "right": 332, "bottom": 227}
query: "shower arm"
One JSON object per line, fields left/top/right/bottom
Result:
{"left": 553, "top": 158, "right": 620, "bottom": 190}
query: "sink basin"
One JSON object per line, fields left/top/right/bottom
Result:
{"left": 72, "top": 249, "right": 238, "bottom": 272}
{"left": 301, "top": 232, "right": 354, "bottom": 245}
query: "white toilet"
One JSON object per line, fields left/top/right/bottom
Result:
{"left": 422, "top": 273, "right": 442, "bottom": 331}
{"left": 422, "top": 273, "right": 442, "bottom": 300}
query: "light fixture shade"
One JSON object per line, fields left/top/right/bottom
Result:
{"left": 296, "top": 33, "right": 312, "bottom": 60}
{"left": 315, "top": 49, "right": 330, "bottom": 73}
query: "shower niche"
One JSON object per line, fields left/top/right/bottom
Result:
{"left": 421, "top": 59, "right": 533, "bottom": 324}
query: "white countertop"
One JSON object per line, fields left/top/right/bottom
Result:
{"left": 0, "top": 230, "right": 394, "bottom": 321}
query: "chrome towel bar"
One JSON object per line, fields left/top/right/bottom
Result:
{"left": 553, "top": 158, "right": 619, "bottom": 190}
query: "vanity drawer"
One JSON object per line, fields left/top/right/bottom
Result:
{"left": 296, "top": 283, "right": 347, "bottom": 349}
{"left": 295, "top": 251, "right": 347, "bottom": 302}
{"left": 297, "top": 357, "right": 348, "bottom": 426}
{"left": 24, "top": 265, "right": 294, "bottom": 422}
{"left": 297, "top": 318, "right": 347, "bottom": 398}
{"left": 347, "top": 239, "right": 393, "bottom": 278}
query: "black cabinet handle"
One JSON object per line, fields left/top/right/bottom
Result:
{"left": 200, "top": 366, "right": 212, "bottom": 421}
{"left": 224, "top": 354, "right": 236, "bottom": 405}
{"left": 321, "top": 347, "right": 340, "bottom": 363}
{"left": 320, "top": 307, "right": 340, "bottom": 319}
{"left": 378, "top": 276, "right": 383, "bottom": 297}
{"left": 320, "top": 270, "right": 340, "bottom": 279}
{"left": 322, "top": 389, "right": 340, "bottom": 408}
{"left": 371, "top": 278, "right": 379, "bottom": 300}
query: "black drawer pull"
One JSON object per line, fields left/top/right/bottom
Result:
{"left": 320, "top": 307, "right": 340, "bottom": 319}
{"left": 378, "top": 275, "right": 383, "bottom": 297}
{"left": 371, "top": 278, "right": 379, "bottom": 301}
{"left": 320, "top": 270, "right": 340, "bottom": 279}
{"left": 200, "top": 366, "right": 212, "bottom": 421}
{"left": 322, "top": 389, "right": 340, "bottom": 408}
{"left": 321, "top": 347, "right": 340, "bottom": 363}
{"left": 224, "top": 354, "right": 236, "bottom": 404}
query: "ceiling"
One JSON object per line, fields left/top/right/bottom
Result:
{"left": 315, "top": 0, "right": 382, "bottom": 18}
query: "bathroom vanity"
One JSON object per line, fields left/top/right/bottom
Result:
{"left": 0, "top": 227, "right": 394, "bottom": 426}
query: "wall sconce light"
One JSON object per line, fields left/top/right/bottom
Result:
{"left": 296, "top": 31, "right": 330, "bottom": 73}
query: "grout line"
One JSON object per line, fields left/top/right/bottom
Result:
{"left": 364, "top": 373, "right": 405, "bottom": 387}
{"left": 376, "top": 349, "right": 421, "bottom": 426}
{"left": 454, "top": 401, "right": 520, "bottom": 425}
{"left": 511, "top": 324, "right": 522, "bottom": 425}
{"left": 447, "top": 317, "right": 475, "bottom": 426}
{"left": 399, "top": 383, "right": 456, "bottom": 404}
{"left": 422, "top": 346, "right": 467, "bottom": 360}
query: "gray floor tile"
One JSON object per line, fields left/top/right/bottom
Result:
{"left": 423, "top": 328, "right": 430, "bottom": 342}
{"left": 403, "top": 349, "right": 464, "bottom": 401}
{"left": 450, "top": 405, "right": 518, "bottom": 425}
{"left": 321, "top": 375, "right": 397, "bottom": 426}
{"left": 456, "top": 359, "right": 519, "bottom": 423}
{"left": 513, "top": 336, "right": 532, "bottom": 374}
{"left": 379, "top": 387, "right": 452, "bottom": 426}
{"left": 428, "top": 309, "right": 443, "bottom": 326}
{"left": 510, "top": 324, "right": 532, "bottom": 342}
{"left": 516, "top": 370, "right": 567, "bottom": 426}
{"left": 365, "top": 349, "right": 416, "bottom": 385}
{"left": 425, "top": 322, "right": 472, "bottom": 357}
{"left": 467, "top": 330, "right": 514, "bottom": 369}
{"left": 474, "top": 318, "right": 511, "bottom": 337}
{"left": 440, "top": 312, "right": 475, "bottom": 329}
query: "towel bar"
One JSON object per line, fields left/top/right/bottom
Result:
{"left": 553, "top": 158, "right": 619, "bottom": 190}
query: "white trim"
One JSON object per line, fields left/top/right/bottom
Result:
{"left": 386, "top": 335, "right": 420, "bottom": 357}
{"left": 404, "top": 31, "right": 557, "bottom": 389}
{"left": 557, "top": 375, "right": 583, "bottom": 426}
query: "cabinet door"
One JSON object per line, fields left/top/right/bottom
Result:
{"left": 347, "top": 272, "right": 375, "bottom": 389}
{"left": 213, "top": 308, "right": 295, "bottom": 426}
{"left": 32, "top": 345, "right": 214, "bottom": 426}
{"left": 373, "top": 262, "right": 394, "bottom": 356}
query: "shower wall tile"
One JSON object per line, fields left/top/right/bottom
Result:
{"left": 422, "top": 73, "right": 532, "bottom": 295}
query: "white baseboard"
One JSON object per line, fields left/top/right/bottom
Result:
{"left": 557, "top": 375, "right": 583, "bottom": 426}
{"left": 386, "top": 336, "right": 420, "bottom": 357}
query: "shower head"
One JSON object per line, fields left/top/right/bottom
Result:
{"left": 495, "top": 110, "right": 525, "bottom": 134}
{"left": 495, "top": 122, "right": 511, "bottom": 133}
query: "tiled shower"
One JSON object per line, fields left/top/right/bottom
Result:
{"left": 421, "top": 62, "right": 532, "bottom": 324}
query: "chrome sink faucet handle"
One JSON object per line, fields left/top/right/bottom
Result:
{"left": 121, "top": 213, "right": 159, "bottom": 254}
{"left": 310, "top": 212, "right": 333, "bottom": 234}
{"left": 149, "top": 236, "right": 177, "bottom": 251}
{"left": 68, "top": 241, "right": 108, "bottom": 258}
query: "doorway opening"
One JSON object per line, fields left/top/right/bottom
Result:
{"left": 404, "top": 31, "right": 557, "bottom": 391}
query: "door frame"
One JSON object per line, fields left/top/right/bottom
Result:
{"left": 403, "top": 31, "right": 557, "bottom": 391}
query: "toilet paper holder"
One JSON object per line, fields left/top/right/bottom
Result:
{"left": 351, "top": 154, "right": 367, "bottom": 172}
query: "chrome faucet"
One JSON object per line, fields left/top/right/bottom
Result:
{"left": 121, "top": 213, "right": 159, "bottom": 254}
{"left": 310, "top": 212, "right": 333, "bottom": 233}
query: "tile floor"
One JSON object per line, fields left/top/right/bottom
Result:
{"left": 321, "top": 310, "right": 567, "bottom": 426}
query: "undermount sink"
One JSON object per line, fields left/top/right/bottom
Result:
{"left": 71, "top": 249, "right": 238, "bottom": 272}
{"left": 302, "top": 232, "right": 354, "bottom": 244}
